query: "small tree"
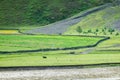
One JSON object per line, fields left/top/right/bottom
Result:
{"left": 76, "top": 26, "right": 82, "bottom": 33}
{"left": 116, "top": 32, "right": 119, "bottom": 36}
{"left": 94, "top": 32, "right": 97, "bottom": 35}
{"left": 104, "top": 27, "right": 107, "bottom": 30}
{"left": 96, "top": 29, "right": 99, "bottom": 32}
{"left": 108, "top": 28, "right": 115, "bottom": 34}
{"left": 103, "top": 32, "right": 106, "bottom": 35}
{"left": 88, "top": 29, "right": 92, "bottom": 33}
{"left": 102, "top": 29, "right": 105, "bottom": 32}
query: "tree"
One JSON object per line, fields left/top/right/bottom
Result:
{"left": 116, "top": 32, "right": 119, "bottom": 36}
{"left": 76, "top": 26, "right": 82, "bottom": 33}
{"left": 88, "top": 29, "right": 92, "bottom": 33}
{"left": 108, "top": 28, "right": 115, "bottom": 34}
{"left": 96, "top": 29, "right": 99, "bottom": 32}
{"left": 102, "top": 29, "right": 105, "bottom": 32}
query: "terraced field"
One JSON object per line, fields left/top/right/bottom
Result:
{"left": 0, "top": 34, "right": 119, "bottom": 67}
{"left": 0, "top": 50, "right": 120, "bottom": 67}
{"left": 0, "top": 35, "right": 102, "bottom": 51}
{"left": 0, "top": 2, "right": 120, "bottom": 80}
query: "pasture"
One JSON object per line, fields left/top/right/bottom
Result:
{"left": 0, "top": 5, "right": 119, "bottom": 67}
{"left": 0, "top": 49, "right": 119, "bottom": 67}
{"left": 0, "top": 33, "right": 119, "bottom": 67}
{"left": 0, "top": 35, "right": 102, "bottom": 51}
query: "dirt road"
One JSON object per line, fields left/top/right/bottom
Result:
{"left": 0, "top": 67, "right": 119, "bottom": 80}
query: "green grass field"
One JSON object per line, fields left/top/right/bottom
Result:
{"left": 0, "top": 5, "right": 120, "bottom": 67}
{"left": 0, "top": 49, "right": 119, "bottom": 67}
{"left": 0, "top": 35, "right": 102, "bottom": 51}
{"left": 0, "top": 34, "right": 119, "bottom": 67}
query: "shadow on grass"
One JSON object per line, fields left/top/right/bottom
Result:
{"left": 0, "top": 62, "right": 119, "bottom": 71}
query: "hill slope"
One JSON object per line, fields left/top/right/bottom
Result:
{"left": 65, "top": 5, "right": 120, "bottom": 35}
{"left": 26, "top": 4, "right": 111, "bottom": 34}
{"left": 0, "top": 0, "right": 114, "bottom": 26}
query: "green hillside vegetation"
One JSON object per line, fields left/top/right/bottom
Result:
{"left": 65, "top": 5, "right": 120, "bottom": 36}
{"left": 0, "top": 0, "right": 114, "bottom": 27}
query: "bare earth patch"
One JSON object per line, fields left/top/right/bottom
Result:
{"left": 0, "top": 67, "right": 120, "bottom": 80}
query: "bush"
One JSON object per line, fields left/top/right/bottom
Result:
{"left": 76, "top": 26, "right": 82, "bottom": 33}
{"left": 88, "top": 29, "right": 92, "bottom": 33}
{"left": 96, "top": 29, "right": 99, "bottom": 32}
{"left": 69, "top": 52, "right": 75, "bottom": 54}
{"left": 108, "top": 28, "right": 115, "bottom": 34}
{"left": 116, "top": 32, "right": 119, "bottom": 36}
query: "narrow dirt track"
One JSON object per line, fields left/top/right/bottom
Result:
{"left": 0, "top": 67, "right": 120, "bottom": 80}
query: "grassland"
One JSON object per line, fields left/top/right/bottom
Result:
{"left": 97, "top": 36, "right": 120, "bottom": 49}
{"left": 0, "top": 34, "right": 119, "bottom": 67}
{"left": 0, "top": 48, "right": 119, "bottom": 67}
{"left": 0, "top": 4, "right": 120, "bottom": 67}
{"left": 0, "top": 35, "right": 102, "bottom": 51}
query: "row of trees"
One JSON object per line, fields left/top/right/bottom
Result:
{"left": 76, "top": 26, "right": 119, "bottom": 36}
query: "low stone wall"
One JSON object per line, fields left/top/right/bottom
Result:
{"left": 0, "top": 35, "right": 110, "bottom": 54}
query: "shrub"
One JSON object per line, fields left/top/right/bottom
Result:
{"left": 69, "top": 52, "right": 75, "bottom": 54}
{"left": 94, "top": 32, "right": 97, "bottom": 35}
{"left": 108, "top": 28, "right": 115, "bottom": 34}
{"left": 88, "top": 29, "right": 92, "bottom": 33}
{"left": 76, "top": 26, "right": 82, "bottom": 33}
{"left": 116, "top": 32, "right": 119, "bottom": 36}
{"left": 102, "top": 29, "right": 105, "bottom": 32}
{"left": 103, "top": 32, "right": 106, "bottom": 35}
{"left": 96, "top": 29, "right": 99, "bottom": 32}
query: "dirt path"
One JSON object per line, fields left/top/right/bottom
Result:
{"left": 0, "top": 67, "right": 119, "bottom": 80}
{"left": 80, "top": 48, "right": 95, "bottom": 54}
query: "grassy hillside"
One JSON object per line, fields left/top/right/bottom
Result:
{"left": 65, "top": 5, "right": 120, "bottom": 36}
{"left": 0, "top": 0, "right": 114, "bottom": 27}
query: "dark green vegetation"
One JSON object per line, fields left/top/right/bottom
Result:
{"left": 0, "top": 0, "right": 114, "bottom": 27}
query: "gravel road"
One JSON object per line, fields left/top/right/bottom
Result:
{"left": 0, "top": 67, "right": 120, "bottom": 80}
